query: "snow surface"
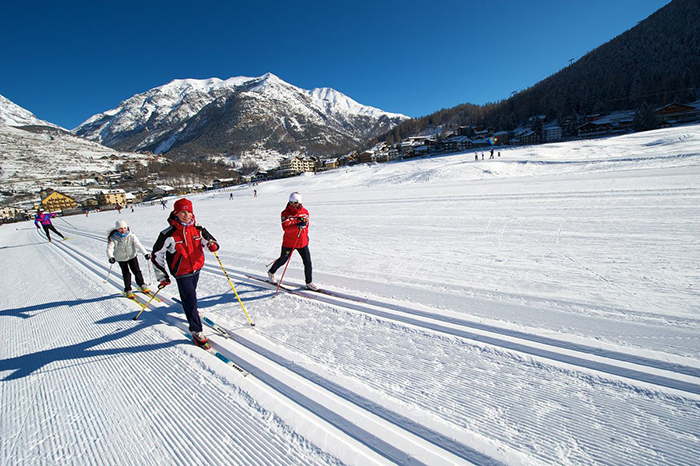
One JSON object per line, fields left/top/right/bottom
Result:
{"left": 1, "top": 125, "right": 699, "bottom": 465}
{"left": 0, "top": 93, "right": 61, "bottom": 129}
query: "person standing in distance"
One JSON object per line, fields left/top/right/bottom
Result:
{"left": 151, "top": 198, "right": 219, "bottom": 349}
{"left": 267, "top": 192, "right": 318, "bottom": 291}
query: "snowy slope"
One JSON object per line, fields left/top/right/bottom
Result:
{"left": 1, "top": 124, "right": 699, "bottom": 465}
{"left": 0, "top": 93, "right": 158, "bottom": 206}
{"left": 0, "top": 93, "right": 61, "bottom": 128}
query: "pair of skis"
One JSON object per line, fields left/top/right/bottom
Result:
{"left": 245, "top": 274, "right": 367, "bottom": 303}
{"left": 125, "top": 291, "right": 250, "bottom": 376}
{"left": 193, "top": 317, "right": 250, "bottom": 376}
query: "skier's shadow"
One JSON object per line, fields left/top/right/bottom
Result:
{"left": 179, "top": 288, "right": 272, "bottom": 309}
{"left": 0, "top": 322, "right": 180, "bottom": 381}
{"left": 0, "top": 241, "right": 48, "bottom": 250}
{"left": 0, "top": 296, "right": 115, "bottom": 320}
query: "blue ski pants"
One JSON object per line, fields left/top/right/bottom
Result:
{"left": 175, "top": 271, "right": 202, "bottom": 333}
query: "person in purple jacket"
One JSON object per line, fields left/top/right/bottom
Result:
{"left": 34, "top": 208, "right": 65, "bottom": 242}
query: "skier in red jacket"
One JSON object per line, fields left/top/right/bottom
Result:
{"left": 151, "top": 198, "right": 219, "bottom": 348}
{"left": 268, "top": 192, "right": 318, "bottom": 290}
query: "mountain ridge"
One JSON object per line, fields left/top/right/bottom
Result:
{"left": 73, "top": 73, "right": 409, "bottom": 163}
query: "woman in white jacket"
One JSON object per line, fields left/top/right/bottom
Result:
{"left": 107, "top": 219, "right": 151, "bottom": 298}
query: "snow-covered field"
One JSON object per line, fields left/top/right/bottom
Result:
{"left": 1, "top": 125, "right": 699, "bottom": 465}
{"left": 0, "top": 124, "right": 149, "bottom": 199}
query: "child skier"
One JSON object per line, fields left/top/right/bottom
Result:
{"left": 151, "top": 198, "right": 219, "bottom": 349}
{"left": 107, "top": 219, "right": 151, "bottom": 299}
{"left": 267, "top": 192, "right": 318, "bottom": 291}
{"left": 34, "top": 209, "right": 66, "bottom": 242}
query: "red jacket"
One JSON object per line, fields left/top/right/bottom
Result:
{"left": 281, "top": 203, "right": 309, "bottom": 248}
{"left": 151, "top": 213, "right": 217, "bottom": 279}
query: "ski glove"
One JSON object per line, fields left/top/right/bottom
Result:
{"left": 144, "top": 253, "right": 151, "bottom": 260}
{"left": 207, "top": 242, "right": 219, "bottom": 252}
{"left": 109, "top": 257, "right": 116, "bottom": 264}
{"left": 297, "top": 219, "right": 308, "bottom": 229}
{"left": 158, "top": 279, "right": 171, "bottom": 289}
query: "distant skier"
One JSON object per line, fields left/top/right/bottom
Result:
{"left": 107, "top": 219, "right": 151, "bottom": 299}
{"left": 254, "top": 189, "right": 257, "bottom": 197}
{"left": 151, "top": 198, "right": 219, "bottom": 349}
{"left": 34, "top": 209, "right": 65, "bottom": 242}
{"left": 267, "top": 192, "right": 318, "bottom": 291}
{"left": 229, "top": 193, "right": 233, "bottom": 200}
{"left": 475, "top": 153, "right": 478, "bottom": 161}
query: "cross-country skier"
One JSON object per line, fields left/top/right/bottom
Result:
{"left": 107, "top": 219, "right": 151, "bottom": 299}
{"left": 267, "top": 192, "right": 318, "bottom": 291}
{"left": 34, "top": 209, "right": 65, "bottom": 242}
{"left": 151, "top": 198, "right": 219, "bottom": 349}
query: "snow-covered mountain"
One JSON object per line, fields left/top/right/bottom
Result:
{"left": 0, "top": 94, "right": 156, "bottom": 206}
{"left": 74, "top": 73, "right": 409, "bottom": 163}
{"left": 0, "top": 93, "right": 61, "bottom": 129}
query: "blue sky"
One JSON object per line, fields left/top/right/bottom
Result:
{"left": 0, "top": 0, "right": 671, "bottom": 129}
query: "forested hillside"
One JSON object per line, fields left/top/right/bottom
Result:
{"left": 373, "top": 0, "right": 700, "bottom": 144}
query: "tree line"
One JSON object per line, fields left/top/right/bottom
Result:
{"left": 369, "top": 0, "right": 700, "bottom": 147}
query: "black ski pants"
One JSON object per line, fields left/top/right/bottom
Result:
{"left": 175, "top": 271, "right": 202, "bottom": 333}
{"left": 119, "top": 257, "right": 145, "bottom": 292}
{"left": 269, "top": 245, "right": 313, "bottom": 284}
{"left": 41, "top": 224, "right": 64, "bottom": 241}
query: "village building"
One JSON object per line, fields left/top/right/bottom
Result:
{"left": 98, "top": 189, "right": 127, "bottom": 206}
{"left": 357, "top": 151, "right": 375, "bottom": 164}
{"left": 578, "top": 111, "right": 635, "bottom": 138}
{"left": 654, "top": 102, "right": 700, "bottom": 126}
{"left": 151, "top": 185, "right": 176, "bottom": 196}
{"left": 40, "top": 189, "right": 77, "bottom": 212}
{"left": 279, "top": 156, "right": 316, "bottom": 173}
{"left": 0, "top": 205, "right": 24, "bottom": 220}
{"left": 444, "top": 135, "right": 473, "bottom": 151}
{"left": 542, "top": 123, "right": 563, "bottom": 142}
{"left": 317, "top": 158, "right": 339, "bottom": 171}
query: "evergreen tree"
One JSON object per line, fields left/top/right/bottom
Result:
{"left": 633, "top": 101, "right": 657, "bottom": 132}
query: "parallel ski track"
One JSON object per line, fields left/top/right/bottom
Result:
{"left": 66, "top": 223, "right": 700, "bottom": 392}
{"left": 54, "top": 225, "right": 700, "bottom": 465}
{"left": 19, "top": 230, "right": 336, "bottom": 466}
{"left": 215, "top": 265, "right": 700, "bottom": 395}
{"left": 50, "top": 229, "right": 489, "bottom": 466}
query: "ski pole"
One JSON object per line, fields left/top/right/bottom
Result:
{"left": 57, "top": 215, "right": 76, "bottom": 228}
{"left": 213, "top": 251, "right": 255, "bottom": 327}
{"left": 275, "top": 230, "right": 301, "bottom": 297}
{"left": 103, "top": 263, "right": 114, "bottom": 283}
{"left": 132, "top": 287, "right": 163, "bottom": 321}
{"left": 147, "top": 260, "right": 153, "bottom": 285}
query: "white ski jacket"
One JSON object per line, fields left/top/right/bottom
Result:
{"left": 107, "top": 230, "right": 148, "bottom": 262}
